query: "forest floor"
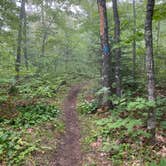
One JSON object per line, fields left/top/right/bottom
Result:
{"left": 0, "top": 80, "right": 165, "bottom": 165}
{"left": 54, "top": 84, "right": 83, "bottom": 166}
{"left": 53, "top": 83, "right": 111, "bottom": 166}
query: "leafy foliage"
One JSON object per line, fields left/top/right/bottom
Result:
{"left": 148, "top": 159, "right": 166, "bottom": 166}
{"left": 11, "top": 103, "right": 59, "bottom": 128}
{"left": 0, "top": 102, "right": 60, "bottom": 165}
{"left": 0, "top": 128, "right": 38, "bottom": 165}
{"left": 127, "top": 97, "right": 156, "bottom": 111}
{"left": 0, "top": 0, "right": 166, "bottom": 165}
{"left": 95, "top": 116, "right": 149, "bottom": 140}
{"left": 80, "top": 85, "right": 166, "bottom": 165}
{"left": 78, "top": 100, "right": 98, "bottom": 115}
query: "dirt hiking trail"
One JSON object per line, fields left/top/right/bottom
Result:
{"left": 54, "top": 84, "right": 83, "bottom": 166}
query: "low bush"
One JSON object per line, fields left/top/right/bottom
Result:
{"left": 78, "top": 100, "right": 98, "bottom": 115}
{"left": 0, "top": 103, "right": 60, "bottom": 165}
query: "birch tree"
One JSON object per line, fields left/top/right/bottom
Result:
{"left": 145, "top": 0, "right": 156, "bottom": 144}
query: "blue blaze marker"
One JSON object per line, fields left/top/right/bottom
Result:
{"left": 103, "top": 44, "right": 110, "bottom": 54}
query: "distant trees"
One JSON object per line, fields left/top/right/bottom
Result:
{"left": 132, "top": 0, "right": 136, "bottom": 81}
{"left": 145, "top": 0, "right": 156, "bottom": 143}
{"left": 16, "top": 0, "right": 25, "bottom": 80}
{"left": 23, "top": 0, "right": 28, "bottom": 70}
{"left": 15, "top": 0, "right": 28, "bottom": 79}
{"left": 41, "top": 0, "right": 46, "bottom": 57}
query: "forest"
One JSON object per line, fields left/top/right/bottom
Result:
{"left": 0, "top": 0, "right": 166, "bottom": 165}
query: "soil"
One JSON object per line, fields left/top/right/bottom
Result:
{"left": 53, "top": 84, "right": 83, "bottom": 166}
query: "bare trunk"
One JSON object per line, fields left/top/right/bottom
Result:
{"left": 97, "top": 0, "right": 113, "bottom": 108}
{"left": 145, "top": 0, "right": 156, "bottom": 144}
{"left": 132, "top": 0, "right": 136, "bottom": 81}
{"left": 112, "top": 0, "right": 121, "bottom": 97}
{"left": 15, "top": 0, "right": 24, "bottom": 80}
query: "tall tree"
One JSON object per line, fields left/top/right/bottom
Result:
{"left": 132, "top": 0, "right": 136, "bottom": 80}
{"left": 15, "top": 0, "right": 25, "bottom": 80}
{"left": 97, "top": 0, "right": 113, "bottom": 108}
{"left": 112, "top": 0, "right": 121, "bottom": 96}
{"left": 145, "top": 0, "right": 156, "bottom": 144}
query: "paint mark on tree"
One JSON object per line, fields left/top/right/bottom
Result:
{"left": 103, "top": 44, "right": 110, "bottom": 54}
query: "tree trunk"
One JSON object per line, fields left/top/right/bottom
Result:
{"left": 132, "top": 0, "right": 136, "bottom": 81}
{"left": 97, "top": 0, "right": 113, "bottom": 108}
{"left": 23, "top": 0, "right": 28, "bottom": 70}
{"left": 15, "top": 0, "right": 24, "bottom": 80}
{"left": 112, "top": 0, "right": 121, "bottom": 97}
{"left": 145, "top": 0, "right": 156, "bottom": 144}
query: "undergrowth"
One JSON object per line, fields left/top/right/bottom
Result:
{"left": 0, "top": 102, "right": 60, "bottom": 166}
{"left": 79, "top": 87, "right": 166, "bottom": 166}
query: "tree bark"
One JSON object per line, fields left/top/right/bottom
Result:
{"left": 132, "top": 0, "right": 136, "bottom": 81}
{"left": 97, "top": 0, "right": 113, "bottom": 108}
{"left": 15, "top": 0, "right": 25, "bottom": 80}
{"left": 145, "top": 0, "right": 156, "bottom": 144}
{"left": 112, "top": 0, "right": 121, "bottom": 97}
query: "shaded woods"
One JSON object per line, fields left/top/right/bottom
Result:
{"left": 0, "top": 0, "right": 166, "bottom": 165}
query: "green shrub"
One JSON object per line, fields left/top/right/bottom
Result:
{"left": 156, "top": 97, "right": 166, "bottom": 119}
{"left": 148, "top": 159, "right": 166, "bottom": 166}
{"left": 0, "top": 103, "right": 60, "bottom": 165}
{"left": 0, "top": 128, "right": 38, "bottom": 165}
{"left": 95, "top": 117, "right": 149, "bottom": 139}
{"left": 127, "top": 97, "right": 156, "bottom": 111}
{"left": 7, "top": 103, "right": 60, "bottom": 128}
{"left": 78, "top": 100, "right": 98, "bottom": 114}
{"left": 0, "top": 95, "right": 8, "bottom": 104}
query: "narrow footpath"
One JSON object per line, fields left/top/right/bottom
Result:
{"left": 54, "top": 85, "right": 82, "bottom": 166}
